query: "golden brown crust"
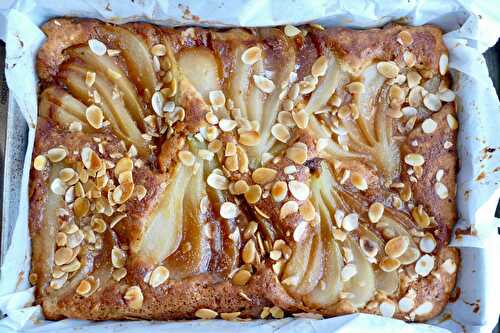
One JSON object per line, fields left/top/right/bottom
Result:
{"left": 31, "top": 18, "right": 459, "bottom": 322}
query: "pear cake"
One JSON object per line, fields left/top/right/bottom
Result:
{"left": 29, "top": 18, "right": 459, "bottom": 322}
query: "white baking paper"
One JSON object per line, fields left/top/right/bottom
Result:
{"left": 0, "top": 1, "right": 498, "bottom": 332}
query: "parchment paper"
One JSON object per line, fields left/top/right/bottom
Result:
{"left": 0, "top": 1, "right": 498, "bottom": 332}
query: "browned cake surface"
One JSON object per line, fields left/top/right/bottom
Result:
{"left": 29, "top": 18, "right": 459, "bottom": 322}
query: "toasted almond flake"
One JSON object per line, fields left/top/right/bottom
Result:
{"left": 85, "top": 105, "right": 104, "bottom": 129}
{"left": 149, "top": 266, "right": 169, "bottom": 288}
{"left": 292, "top": 109, "right": 309, "bottom": 129}
{"left": 205, "top": 111, "right": 219, "bottom": 125}
{"left": 434, "top": 182, "right": 449, "bottom": 199}
{"left": 439, "top": 54, "right": 448, "bottom": 75}
{"left": 398, "top": 30, "right": 413, "bottom": 46}
{"left": 209, "top": 90, "right": 226, "bottom": 108}
{"left": 207, "top": 173, "right": 229, "bottom": 190}
{"left": 399, "top": 297, "right": 415, "bottom": 313}
{"left": 414, "top": 301, "right": 433, "bottom": 316}
{"left": 423, "top": 93, "right": 442, "bottom": 111}
{"left": 59, "top": 168, "right": 75, "bottom": 183}
{"left": 415, "top": 254, "right": 435, "bottom": 277}
{"left": 151, "top": 91, "right": 165, "bottom": 115}
{"left": 253, "top": 75, "right": 275, "bottom": 93}
{"left": 252, "top": 167, "right": 278, "bottom": 184}
{"left": 403, "top": 50, "right": 416, "bottom": 68}
{"left": 111, "top": 246, "right": 127, "bottom": 268}
{"left": 271, "top": 123, "right": 291, "bottom": 143}
{"left": 380, "top": 257, "right": 400, "bottom": 272}
{"left": 379, "top": 301, "right": 396, "bottom": 318}
{"left": 151, "top": 44, "right": 166, "bottom": 56}
{"left": 342, "top": 213, "right": 359, "bottom": 232}
{"left": 419, "top": 234, "right": 437, "bottom": 253}
{"left": 76, "top": 279, "right": 92, "bottom": 296}
{"left": 244, "top": 184, "right": 262, "bottom": 204}
{"left": 269, "top": 250, "right": 282, "bottom": 261}
{"left": 412, "top": 205, "right": 430, "bottom": 228}
{"left": 446, "top": 114, "right": 458, "bottom": 130}
{"left": 242, "top": 239, "right": 256, "bottom": 264}
{"left": 389, "top": 85, "right": 405, "bottom": 102}
{"left": 47, "top": 147, "right": 67, "bottom": 163}
{"left": 311, "top": 56, "right": 328, "bottom": 77}
{"left": 220, "top": 312, "right": 241, "bottom": 321}
{"left": 387, "top": 108, "right": 403, "bottom": 119}
{"left": 299, "top": 200, "right": 315, "bottom": 221}
{"left": 178, "top": 150, "right": 196, "bottom": 166}
{"left": 439, "top": 89, "right": 455, "bottom": 102}
{"left": 281, "top": 201, "right": 299, "bottom": 220}
{"left": 284, "top": 25, "right": 301, "bottom": 37}
{"left": 404, "top": 153, "right": 425, "bottom": 167}
{"left": 278, "top": 111, "right": 295, "bottom": 127}
{"left": 368, "top": 202, "right": 384, "bottom": 223}
{"left": 54, "top": 247, "right": 73, "bottom": 266}
{"left": 293, "top": 221, "right": 308, "bottom": 242}
{"left": 81, "top": 147, "right": 102, "bottom": 172}
{"left": 241, "top": 46, "right": 262, "bottom": 65}
{"left": 350, "top": 172, "right": 368, "bottom": 191}
{"left": 124, "top": 286, "right": 143, "bottom": 310}
{"left": 442, "top": 258, "right": 457, "bottom": 274}
{"left": 385, "top": 236, "right": 410, "bottom": 258}
{"left": 50, "top": 178, "right": 67, "bottom": 195}
{"left": 346, "top": 81, "right": 365, "bottom": 94}
{"left": 360, "top": 237, "right": 379, "bottom": 258}
{"left": 232, "top": 179, "right": 249, "bottom": 195}
{"left": 220, "top": 202, "right": 239, "bottom": 219}
{"left": 271, "top": 181, "right": 288, "bottom": 202}
{"left": 73, "top": 197, "right": 90, "bottom": 218}
{"left": 406, "top": 71, "right": 422, "bottom": 89}
{"left": 377, "top": 61, "right": 399, "bottom": 78}
{"left": 421, "top": 118, "right": 438, "bottom": 134}
{"left": 112, "top": 267, "right": 127, "bottom": 282}
{"left": 269, "top": 305, "right": 285, "bottom": 319}
{"left": 239, "top": 131, "right": 260, "bottom": 146}
{"left": 85, "top": 71, "right": 96, "bottom": 87}
{"left": 88, "top": 39, "right": 107, "bottom": 56}
{"left": 288, "top": 180, "right": 309, "bottom": 201}
{"left": 341, "top": 263, "right": 357, "bottom": 282}
{"left": 286, "top": 146, "right": 307, "bottom": 164}
{"left": 232, "top": 269, "right": 252, "bottom": 286}
{"left": 34, "top": 155, "right": 48, "bottom": 171}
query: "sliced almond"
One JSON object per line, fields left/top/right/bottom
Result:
{"left": 415, "top": 254, "right": 435, "bottom": 277}
{"left": 434, "top": 182, "right": 449, "bottom": 199}
{"left": 385, "top": 236, "right": 409, "bottom": 258}
{"left": 270, "top": 306, "right": 284, "bottom": 319}
{"left": 439, "top": 54, "right": 449, "bottom": 75}
{"left": 232, "top": 179, "right": 249, "bottom": 195}
{"left": 50, "top": 178, "right": 68, "bottom": 196}
{"left": 220, "top": 202, "right": 239, "bottom": 219}
{"left": 88, "top": 39, "right": 107, "bottom": 56}
{"left": 293, "top": 221, "right": 308, "bottom": 242}
{"left": 397, "top": 30, "right": 413, "bottom": 46}
{"left": 439, "top": 89, "right": 455, "bottom": 102}
{"left": 54, "top": 247, "right": 73, "bottom": 266}
{"left": 379, "top": 301, "right": 396, "bottom": 318}
{"left": 244, "top": 184, "right": 262, "bottom": 204}
{"left": 253, "top": 75, "right": 275, "bottom": 93}
{"left": 73, "top": 197, "right": 90, "bottom": 218}
{"left": 350, "top": 172, "right": 368, "bottom": 191}
{"left": 380, "top": 257, "right": 400, "bottom": 272}
{"left": 232, "top": 269, "right": 251, "bottom": 286}
{"left": 292, "top": 109, "right": 309, "bottom": 129}
{"left": 252, "top": 167, "right": 277, "bottom": 184}
{"left": 207, "top": 173, "right": 229, "bottom": 190}
{"left": 34, "top": 155, "right": 48, "bottom": 171}
{"left": 377, "top": 61, "right": 399, "bottom": 78}
{"left": 415, "top": 301, "right": 434, "bottom": 316}
{"left": 242, "top": 239, "right": 256, "bottom": 264}
{"left": 311, "top": 56, "right": 328, "bottom": 77}
{"left": 149, "top": 266, "right": 169, "bottom": 288}
{"left": 368, "top": 202, "right": 384, "bottom": 223}
{"left": 112, "top": 267, "right": 127, "bottom": 282}
{"left": 398, "top": 297, "right": 415, "bottom": 313}
{"left": 403, "top": 51, "right": 416, "bottom": 67}
{"left": 404, "top": 153, "right": 425, "bottom": 167}
{"left": 446, "top": 114, "right": 458, "bottom": 130}
{"left": 286, "top": 146, "right": 307, "bottom": 164}
{"left": 342, "top": 213, "right": 359, "bottom": 232}
{"left": 209, "top": 90, "right": 226, "bottom": 108}
{"left": 288, "top": 180, "right": 309, "bottom": 201}
{"left": 239, "top": 131, "right": 260, "bottom": 146}
{"left": 195, "top": 308, "right": 218, "bottom": 319}
{"left": 360, "top": 237, "right": 378, "bottom": 257}
{"left": 76, "top": 279, "right": 92, "bottom": 296}
{"left": 341, "top": 263, "right": 358, "bottom": 282}
{"left": 423, "top": 93, "right": 442, "bottom": 111}
{"left": 419, "top": 234, "right": 436, "bottom": 253}
{"left": 47, "top": 147, "right": 67, "bottom": 163}
{"left": 271, "top": 181, "right": 288, "bottom": 202}
{"left": 111, "top": 246, "right": 127, "bottom": 268}
{"left": 241, "top": 46, "right": 262, "bottom": 65}
{"left": 124, "top": 286, "right": 143, "bottom": 310}
{"left": 85, "top": 71, "right": 96, "bottom": 87}
{"left": 81, "top": 147, "right": 102, "bottom": 172}
{"left": 442, "top": 258, "right": 457, "bottom": 274}
{"left": 299, "top": 200, "right": 315, "bottom": 221}
{"left": 271, "top": 123, "right": 291, "bottom": 143}
{"left": 284, "top": 25, "right": 301, "bottom": 37}
{"left": 346, "top": 81, "right": 365, "bottom": 94}
{"left": 421, "top": 118, "right": 437, "bottom": 134}
{"left": 406, "top": 71, "right": 421, "bottom": 89}
{"left": 280, "top": 201, "right": 299, "bottom": 220}
{"left": 151, "top": 44, "right": 166, "bottom": 57}
{"left": 178, "top": 150, "right": 196, "bottom": 166}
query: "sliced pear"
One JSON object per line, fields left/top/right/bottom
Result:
{"left": 177, "top": 47, "right": 221, "bottom": 101}
{"left": 304, "top": 180, "right": 343, "bottom": 307}
{"left": 282, "top": 233, "right": 313, "bottom": 295}
{"left": 342, "top": 236, "right": 375, "bottom": 308}
{"left": 68, "top": 46, "right": 146, "bottom": 127}
{"left": 102, "top": 25, "right": 157, "bottom": 95}
{"left": 165, "top": 160, "right": 211, "bottom": 278}
{"left": 62, "top": 64, "right": 148, "bottom": 155}
{"left": 303, "top": 55, "right": 340, "bottom": 116}
{"left": 376, "top": 214, "right": 419, "bottom": 264}
{"left": 137, "top": 164, "right": 188, "bottom": 263}
{"left": 41, "top": 86, "right": 88, "bottom": 122}
{"left": 39, "top": 97, "right": 91, "bottom": 132}
{"left": 295, "top": 232, "right": 324, "bottom": 295}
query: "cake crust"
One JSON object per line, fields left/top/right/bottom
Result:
{"left": 30, "top": 18, "right": 459, "bottom": 322}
